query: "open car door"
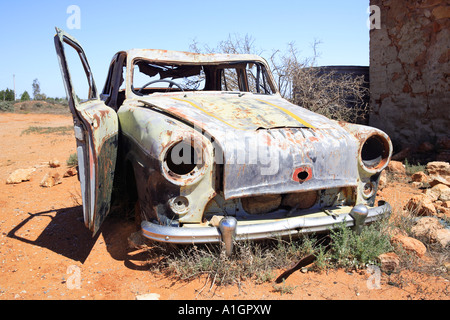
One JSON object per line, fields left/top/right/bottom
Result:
{"left": 54, "top": 28, "right": 118, "bottom": 235}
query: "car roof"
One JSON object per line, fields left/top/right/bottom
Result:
{"left": 124, "top": 48, "right": 269, "bottom": 65}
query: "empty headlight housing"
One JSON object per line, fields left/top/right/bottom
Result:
{"left": 161, "top": 137, "right": 209, "bottom": 186}
{"left": 360, "top": 134, "right": 391, "bottom": 173}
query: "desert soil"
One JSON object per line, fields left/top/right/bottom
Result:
{"left": 0, "top": 112, "right": 448, "bottom": 301}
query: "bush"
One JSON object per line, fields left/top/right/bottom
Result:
{"left": 0, "top": 101, "right": 14, "bottom": 112}
{"left": 66, "top": 153, "right": 78, "bottom": 167}
{"left": 327, "top": 220, "right": 393, "bottom": 270}
{"left": 21, "top": 91, "right": 30, "bottom": 101}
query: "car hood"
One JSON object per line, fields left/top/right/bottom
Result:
{"left": 137, "top": 93, "right": 360, "bottom": 199}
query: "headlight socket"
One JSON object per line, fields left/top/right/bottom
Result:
{"left": 161, "top": 137, "right": 209, "bottom": 186}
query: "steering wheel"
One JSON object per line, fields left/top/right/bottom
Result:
{"left": 137, "top": 79, "right": 184, "bottom": 93}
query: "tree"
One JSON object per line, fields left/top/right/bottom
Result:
{"left": 20, "top": 91, "right": 31, "bottom": 101}
{"left": 0, "top": 88, "right": 15, "bottom": 101}
{"left": 32, "top": 78, "right": 46, "bottom": 100}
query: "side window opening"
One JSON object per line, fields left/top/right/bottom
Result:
{"left": 246, "top": 63, "right": 273, "bottom": 94}
{"left": 218, "top": 63, "right": 274, "bottom": 94}
{"left": 63, "top": 43, "right": 96, "bottom": 102}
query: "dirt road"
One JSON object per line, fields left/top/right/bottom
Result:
{"left": 0, "top": 112, "right": 448, "bottom": 300}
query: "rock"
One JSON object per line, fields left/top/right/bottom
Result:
{"left": 6, "top": 168, "right": 36, "bottom": 184}
{"left": 39, "top": 172, "right": 62, "bottom": 188}
{"left": 426, "top": 161, "right": 450, "bottom": 175}
{"left": 411, "top": 171, "right": 428, "bottom": 183}
{"left": 387, "top": 160, "right": 406, "bottom": 175}
{"left": 435, "top": 229, "right": 450, "bottom": 248}
{"left": 426, "top": 161, "right": 450, "bottom": 187}
{"left": 404, "top": 194, "right": 436, "bottom": 216}
{"left": 378, "top": 170, "right": 388, "bottom": 190}
{"left": 433, "top": 184, "right": 450, "bottom": 201}
{"left": 415, "top": 215, "right": 450, "bottom": 247}
{"left": 435, "top": 206, "right": 450, "bottom": 220}
{"left": 378, "top": 252, "right": 400, "bottom": 272}
{"left": 429, "top": 176, "right": 450, "bottom": 188}
{"left": 391, "top": 234, "right": 427, "bottom": 258}
{"left": 411, "top": 217, "right": 442, "bottom": 242}
{"left": 423, "top": 183, "right": 450, "bottom": 201}
{"left": 63, "top": 167, "right": 78, "bottom": 177}
{"left": 135, "top": 293, "right": 160, "bottom": 300}
{"left": 411, "top": 182, "right": 422, "bottom": 188}
{"left": 422, "top": 189, "right": 438, "bottom": 201}
{"left": 49, "top": 159, "right": 60, "bottom": 168}
{"left": 436, "top": 185, "right": 449, "bottom": 201}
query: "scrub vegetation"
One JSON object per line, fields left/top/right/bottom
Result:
{"left": 144, "top": 218, "right": 394, "bottom": 290}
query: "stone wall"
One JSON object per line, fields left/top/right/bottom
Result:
{"left": 369, "top": 0, "right": 449, "bottom": 161}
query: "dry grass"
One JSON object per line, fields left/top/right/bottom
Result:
{"left": 140, "top": 218, "right": 396, "bottom": 292}
{"left": 21, "top": 125, "right": 73, "bottom": 136}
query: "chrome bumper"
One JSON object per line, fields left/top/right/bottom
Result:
{"left": 141, "top": 201, "right": 391, "bottom": 250}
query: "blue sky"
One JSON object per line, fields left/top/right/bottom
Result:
{"left": 0, "top": 0, "right": 370, "bottom": 99}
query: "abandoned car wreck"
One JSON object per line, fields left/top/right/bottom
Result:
{"left": 54, "top": 28, "right": 393, "bottom": 254}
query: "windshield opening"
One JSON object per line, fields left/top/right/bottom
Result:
{"left": 131, "top": 60, "right": 275, "bottom": 96}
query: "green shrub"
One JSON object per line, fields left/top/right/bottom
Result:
{"left": 0, "top": 101, "right": 14, "bottom": 112}
{"left": 66, "top": 153, "right": 78, "bottom": 167}
{"left": 327, "top": 220, "right": 393, "bottom": 270}
{"left": 404, "top": 158, "right": 427, "bottom": 176}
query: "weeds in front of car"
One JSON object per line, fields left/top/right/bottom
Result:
{"left": 326, "top": 220, "right": 393, "bottom": 270}
{"left": 143, "top": 218, "right": 395, "bottom": 294}
{"left": 147, "top": 237, "right": 304, "bottom": 287}
{"left": 143, "top": 205, "right": 449, "bottom": 295}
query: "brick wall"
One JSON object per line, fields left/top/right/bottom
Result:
{"left": 369, "top": 0, "right": 449, "bottom": 161}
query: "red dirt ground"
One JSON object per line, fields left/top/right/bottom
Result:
{"left": 0, "top": 112, "right": 448, "bottom": 300}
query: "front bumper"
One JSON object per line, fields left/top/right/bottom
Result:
{"left": 141, "top": 201, "right": 391, "bottom": 250}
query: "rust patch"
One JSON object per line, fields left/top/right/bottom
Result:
{"left": 292, "top": 166, "right": 313, "bottom": 183}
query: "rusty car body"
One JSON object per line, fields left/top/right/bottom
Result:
{"left": 54, "top": 28, "right": 392, "bottom": 254}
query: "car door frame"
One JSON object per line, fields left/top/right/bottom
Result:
{"left": 54, "top": 27, "right": 119, "bottom": 235}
